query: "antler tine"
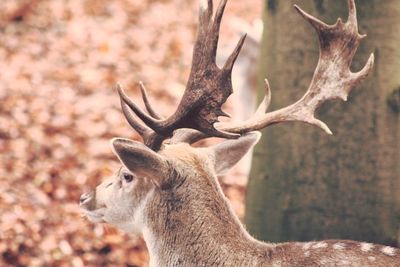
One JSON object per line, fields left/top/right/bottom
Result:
{"left": 194, "top": 0, "right": 214, "bottom": 68}
{"left": 223, "top": 34, "right": 247, "bottom": 72}
{"left": 117, "top": 84, "right": 176, "bottom": 135}
{"left": 139, "top": 82, "right": 163, "bottom": 120}
{"left": 351, "top": 54, "right": 375, "bottom": 87}
{"left": 199, "top": 0, "right": 213, "bottom": 27}
{"left": 214, "top": 0, "right": 228, "bottom": 28}
{"left": 209, "top": 0, "right": 228, "bottom": 60}
{"left": 120, "top": 98, "right": 165, "bottom": 149}
{"left": 347, "top": 0, "right": 358, "bottom": 28}
{"left": 254, "top": 79, "right": 272, "bottom": 116}
{"left": 293, "top": 4, "right": 330, "bottom": 32}
{"left": 117, "top": 84, "right": 171, "bottom": 150}
{"left": 196, "top": 0, "right": 230, "bottom": 64}
{"left": 117, "top": 85, "right": 165, "bottom": 147}
{"left": 120, "top": 100, "right": 150, "bottom": 136}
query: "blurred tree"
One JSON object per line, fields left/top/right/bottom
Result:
{"left": 245, "top": 0, "right": 400, "bottom": 246}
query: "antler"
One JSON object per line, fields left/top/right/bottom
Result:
{"left": 118, "top": 0, "right": 246, "bottom": 150}
{"left": 171, "top": 0, "right": 374, "bottom": 144}
{"left": 119, "top": 0, "right": 374, "bottom": 149}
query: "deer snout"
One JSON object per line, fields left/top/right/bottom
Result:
{"left": 80, "top": 191, "right": 96, "bottom": 210}
{"left": 80, "top": 191, "right": 92, "bottom": 203}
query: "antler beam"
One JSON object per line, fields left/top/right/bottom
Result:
{"left": 214, "top": 0, "right": 374, "bottom": 136}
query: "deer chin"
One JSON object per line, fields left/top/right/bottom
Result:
{"left": 80, "top": 208, "right": 106, "bottom": 223}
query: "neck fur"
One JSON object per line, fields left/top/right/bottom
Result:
{"left": 141, "top": 171, "right": 270, "bottom": 267}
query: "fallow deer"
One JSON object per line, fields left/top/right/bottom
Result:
{"left": 80, "top": 0, "right": 400, "bottom": 266}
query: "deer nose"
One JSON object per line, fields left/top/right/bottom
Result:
{"left": 80, "top": 191, "right": 93, "bottom": 205}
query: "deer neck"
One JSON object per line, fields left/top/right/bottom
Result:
{"left": 141, "top": 173, "right": 269, "bottom": 266}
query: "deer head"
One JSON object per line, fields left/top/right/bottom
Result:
{"left": 80, "top": 132, "right": 260, "bottom": 234}
{"left": 78, "top": 1, "right": 395, "bottom": 266}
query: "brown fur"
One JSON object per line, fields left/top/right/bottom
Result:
{"left": 139, "top": 145, "right": 400, "bottom": 266}
{"left": 81, "top": 142, "right": 400, "bottom": 266}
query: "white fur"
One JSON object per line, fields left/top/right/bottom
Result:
{"left": 143, "top": 226, "right": 160, "bottom": 267}
{"left": 360, "top": 242, "right": 373, "bottom": 252}
{"left": 312, "top": 242, "right": 328, "bottom": 249}
{"left": 302, "top": 242, "right": 312, "bottom": 250}
{"left": 381, "top": 246, "right": 396, "bottom": 256}
{"left": 333, "top": 243, "right": 346, "bottom": 250}
{"left": 116, "top": 188, "right": 154, "bottom": 234}
{"left": 340, "top": 259, "right": 350, "bottom": 265}
{"left": 143, "top": 224, "right": 183, "bottom": 267}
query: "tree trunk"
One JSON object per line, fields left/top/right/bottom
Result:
{"left": 245, "top": 0, "right": 400, "bottom": 246}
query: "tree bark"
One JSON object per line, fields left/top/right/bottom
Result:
{"left": 245, "top": 0, "right": 400, "bottom": 246}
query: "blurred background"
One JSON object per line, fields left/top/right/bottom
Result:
{"left": 0, "top": 0, "right": 262, "bottom": 266}
{"left": 1, "top": 0, "right": 399, "bottom": 266}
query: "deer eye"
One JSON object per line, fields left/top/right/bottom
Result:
{"left": 122, "top": 173, "right": 134, "bottom": 183}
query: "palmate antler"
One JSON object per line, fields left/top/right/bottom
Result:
{"left": 119, "top": 0, "right": 374, "bottom": 150}
{"left": 118, "top": 0, "right": 244, "bottom": 149}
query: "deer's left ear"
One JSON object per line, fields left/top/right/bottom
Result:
{"left": 207, "top": 131, "right": 261, "bottom": 175}
{"left": 111, "top": 138, "right": 168, "bottom": 184}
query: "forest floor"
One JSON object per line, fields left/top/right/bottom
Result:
{"left": 0, "top": 0, "right": 262, "bottom": 266}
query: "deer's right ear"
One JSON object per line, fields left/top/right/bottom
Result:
{"left": 208, "top": 131, "right": 261, "bottom": 175}
{"left": 111, "top": 138, "right": 168, "bottom": 184}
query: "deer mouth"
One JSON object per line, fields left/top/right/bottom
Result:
{"left": 80, "top": 191, "right": 106, "bottom": 223}
{"left": 80, "top": 207, "right": 105, "bottom": 223}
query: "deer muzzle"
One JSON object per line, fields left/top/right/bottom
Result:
{"left": 79, "top": 191, "right": 96, "bottom": 211}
